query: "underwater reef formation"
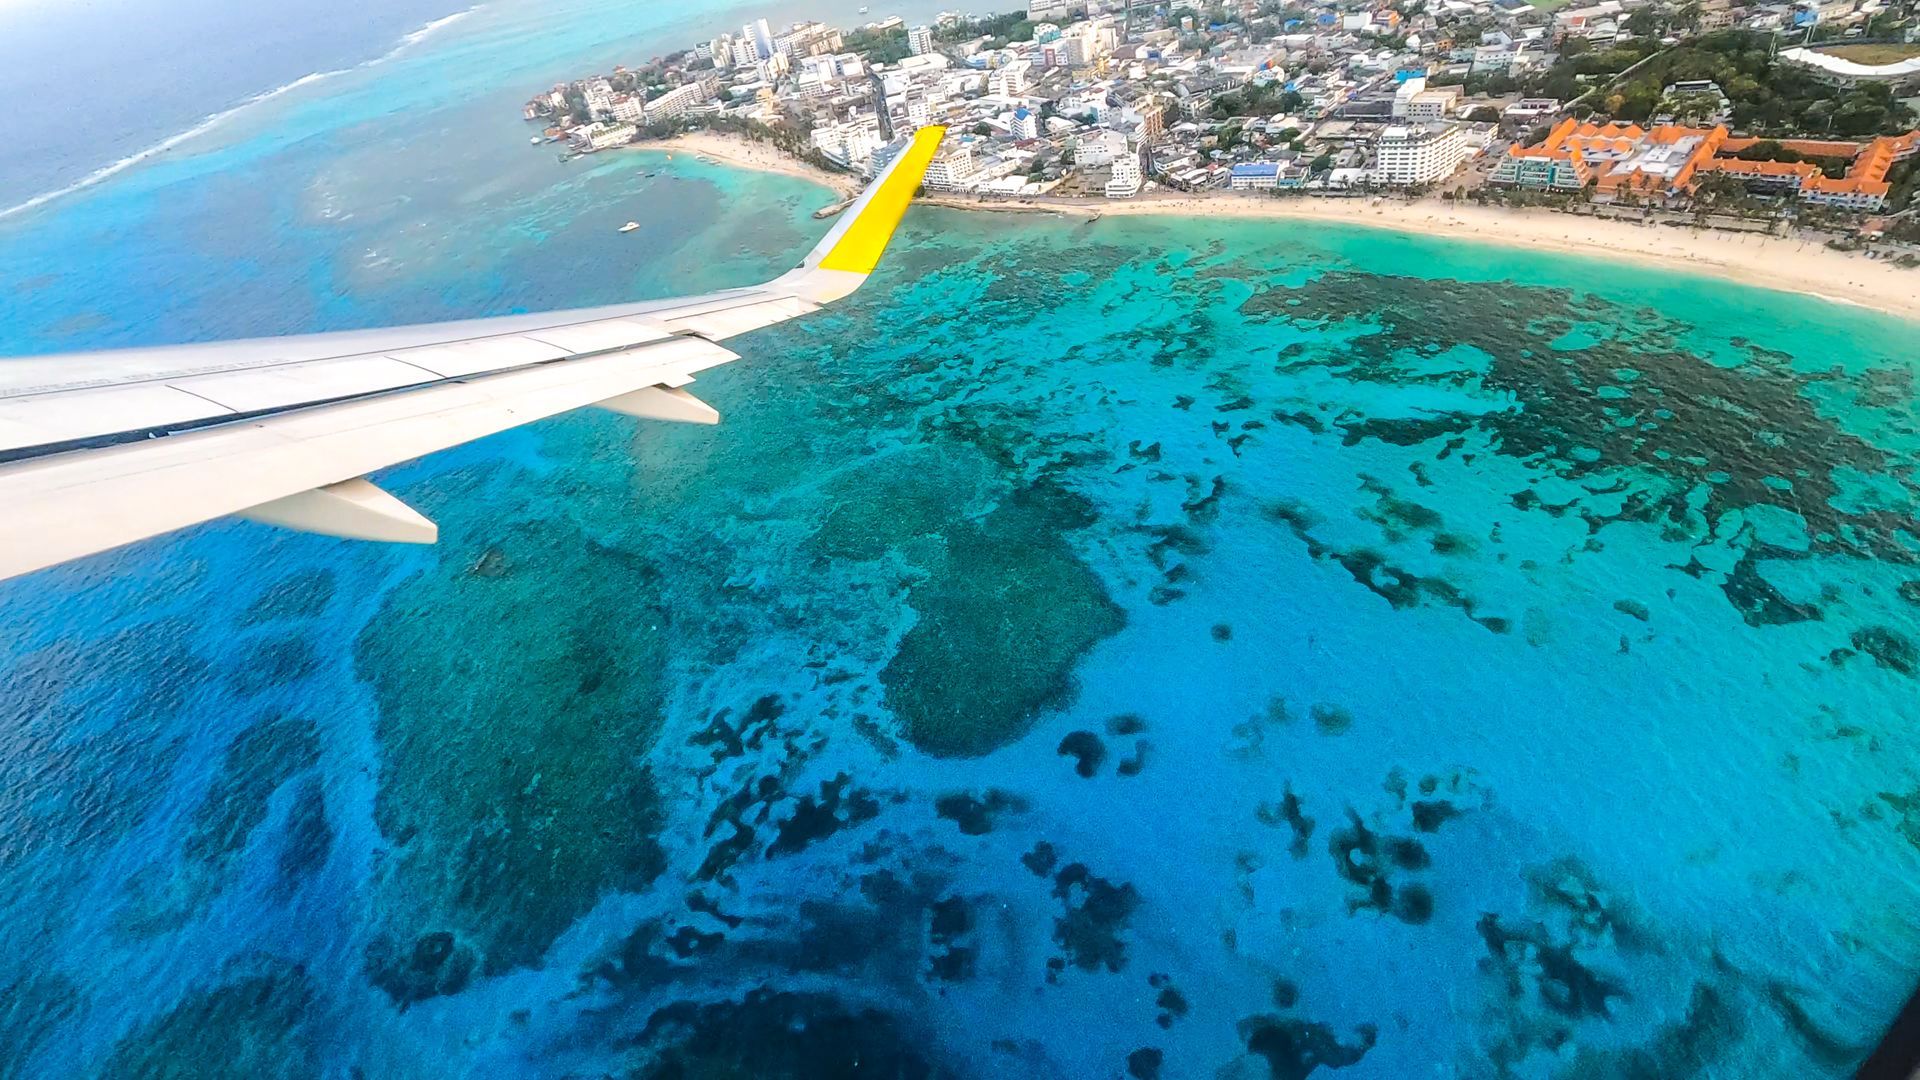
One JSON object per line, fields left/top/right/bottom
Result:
{"left": 880, "top": 484, "right": 1125, "bottom": 758}
{"left": 623, "top": 988, "right": 949, "bottom": 1079}
{"left": 354, "top": 465, "right": 671, "bottom": 1002}
{"left": 98, "top": 960, "right": 317, "bottom": 1080}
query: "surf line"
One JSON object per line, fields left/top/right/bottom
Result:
{"left": 0, "top": 5, "right": 484, "bottom": 222}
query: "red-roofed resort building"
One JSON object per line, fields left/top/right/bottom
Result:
{"left": 1490, "top": 116, "right": 1919, "bottom": 211}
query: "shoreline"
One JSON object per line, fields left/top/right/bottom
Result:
{"left": 628, "top": 131, "right": 861, "bottom": 199}
{"left": 643, "top": 130, "right": 1918, "bottom": 321}
{"left": 926, "top": 192, "right": 1920, "bottom": 320}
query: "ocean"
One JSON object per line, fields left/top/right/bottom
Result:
{"left": 3, "top": 2, "right": 1920, "bottom": 1077}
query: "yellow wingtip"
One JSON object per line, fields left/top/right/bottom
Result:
{"left": 815, "top": 125, "right": 947, "bottom": 275}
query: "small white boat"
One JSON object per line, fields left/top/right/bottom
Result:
{"left": 618, "top": 221, "right": 641, "bottom": 233}
{"left": 529, "top": 135, "right": 542, "bottom": 145}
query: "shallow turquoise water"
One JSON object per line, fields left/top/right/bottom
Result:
{"left": 3, "top": 4, "right": 1920, "bottom": 1077}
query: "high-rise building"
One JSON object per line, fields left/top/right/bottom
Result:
{"left": 711, "top": 35, "right": 734, "bottom": 69}
{"left": 908, "top": 25, "right": 934, "bottom": 55}
{"left": 732, "top": 37, "right": 761, "bottom": 70}
{"left": 869, "top": 72, "right": 895, "bottom": 142}
{"left": 1375, "top": 124, "right": 1469, "bottom": 186}
{"left": 1139, "top": 95, "right": 1166, "bottom": 143}
{"left": 745, "top": 18, "right": 774, "bottom": 60}
{"left": 1107, "top": 149, "right": 1143, "bottom": 197}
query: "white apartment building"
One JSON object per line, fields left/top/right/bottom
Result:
{"left": 923, "top": 143, "right": 977, "bottom": 190}
{"left": 987, "top": 59, "right": 1029, "bottom": 97}
{"left": 744, "top": 18, "right": 774, "bottom": 60}
{"left": 812, "top": 119, "right": 884, "bottom": 168}
{"left": 732, "top": 37, "right": 760, "bottom": 69}
{"left": 610, "top": 96, "right": 645, "bottom": 124}
{"left": 711, "top": 35, "right": 734, "bottom": 69}
{"left": 1406, "top": 88, "right": 1461, "bottom": 122}
{"left": 578, "top": 122, "right": 636, "bottom": 151}
{"left": 906, "top": 95, "right": 933, "bottom": 128}
{"left": 584, "top": 79, "right": 615, "bottom": 119}
{"left": 908, "top": 25, "right": 934, "bottom": 55}
{"left": 643, "top": 83, "right": 706, "bottom": 122}
{"left": 1106, "top": 151, "right": 1143, "bottom": 197}
{"left": 1011, "top": 107, "right": 1039, "bottom": 139}
{"left": 1075, "top": 128, "right": 1128, "bottom": 166}
{"left": 1375, "top": 124, "right": 1469, "bottom": 185}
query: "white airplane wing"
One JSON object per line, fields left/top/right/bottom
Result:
{"left": 0, "top": 126, "right": 947, "bottom": 583}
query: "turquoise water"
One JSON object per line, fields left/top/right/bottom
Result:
{"left": 4, "top": 3, "right": 1920, "bottom": 1077}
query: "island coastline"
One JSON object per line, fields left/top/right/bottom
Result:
{"left": 639, "top": 129, "right": 1920, "bottom": 322}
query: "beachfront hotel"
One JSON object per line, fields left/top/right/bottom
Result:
{"left": 1491, "top": 116, "right": 1920, "bottom": 210}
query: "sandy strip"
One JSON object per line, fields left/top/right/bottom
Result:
{"left": 644, "top": 131, "right": 1918, "bottom": 321}
{"left": 926, "top": 192, "right": 1920, "bottom": 321}
{"left": 638, "top": 131, "right": 861, "bottom": 199}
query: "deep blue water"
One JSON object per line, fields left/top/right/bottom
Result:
{"left": 4, "top": 3, "right": 1920, "bottom": 1078}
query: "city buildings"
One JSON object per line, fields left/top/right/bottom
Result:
{"left": 520, "top": 2, "right": 1918, "bottom": 225}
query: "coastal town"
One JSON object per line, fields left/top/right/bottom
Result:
{"left": 521, "top": 0, "right": 1920, "bottom": 250}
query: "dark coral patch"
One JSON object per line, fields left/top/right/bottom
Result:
{"left": 1051, "top": 863, "right": 1141, "bottom": 974}
{"left": 1477, "top": 914, "right": 1627, "bottom": 1019}
{"left": 934, "top": 789, "right": 1030, "bottom": 835}
{"left": 1851, "top": 626, "right": 1916, "bottom": 676}
{"left": 227, "top": 636, "right": 322, "bottom": 697}
{"left": 1385, "top": 837, "right": 1430, "bottom": 871}
{"left": 237, "top": 569, "right": 336, "bottom": 627}
{"left": 766, "top": 773, "right": 881, "bottom": 857}
{"left": 1155, "top": 985, "right": 1190, "bottom": 1028}
{"left": 187, "top": 713, "right": 321, "bottom": 871}
{"left": 1392, "top": 884, "right": 1435, "bottom": 925}
{"left": 628, "top": 989, "right": 944, "bottom": 1079}
{"left": 1410, "top": 800, "right": 1461, "bottom": 833}
{"left": 274, "top": 778, "right": 333, "bottom": 895}
{"left": 1021, "top": 841, "right": 1059, "bottom": 877}
{"left": 1127, "top": 1047, "right": 1165, "bottom": 1079}
{"left": 365, "top": 931, "right": 476, "bottom": 1007}
{"left": 1239, "top": 1013, "right": 1378, "bottom": 1080}
{"left": 927, "top": 896, "right": 975, "bottom": 982}
{"left": 1256, "top": 785, "right": 1316, "bottom": 859}
{"left": 99, "top": 962, "right": 317, "bottom": 1080}
{"left": 1057, "top": 730, "right": 1108, "bottom": 778}
{"left": 1311, "top": 704, "right": 1354, "bottom": 735}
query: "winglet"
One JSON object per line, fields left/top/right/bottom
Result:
{"left": 806, "top": 125, "right": 946, "bottom": 275}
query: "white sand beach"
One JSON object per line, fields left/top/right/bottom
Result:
{"left": 648, "top": 131, "right": 1919, "bottom": 320}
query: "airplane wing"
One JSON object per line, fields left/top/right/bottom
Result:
{"left": 0, "top": 125, "right": 947, "bottom": 583}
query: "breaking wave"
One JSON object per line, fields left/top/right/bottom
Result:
{"left": 0, "top": 5, "right": 484, "bottom": 222}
